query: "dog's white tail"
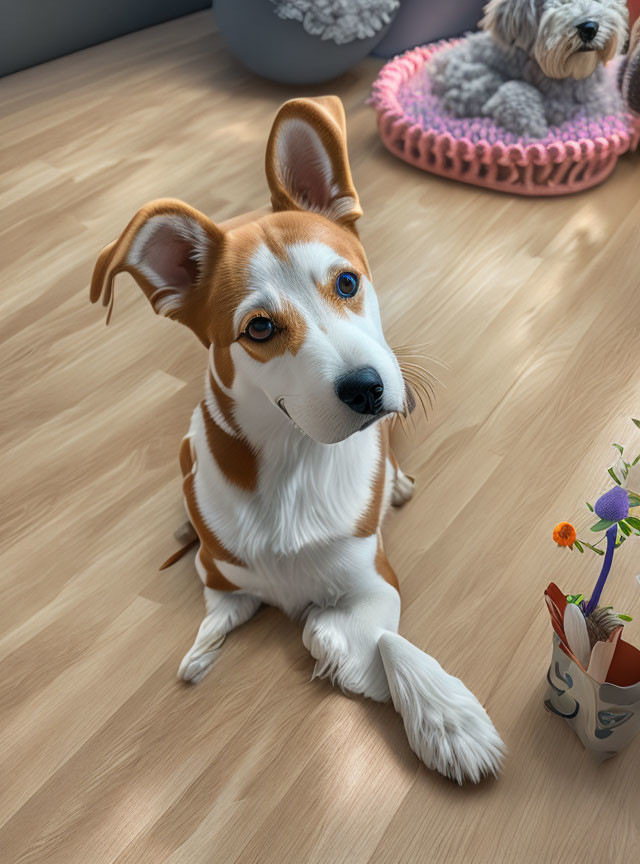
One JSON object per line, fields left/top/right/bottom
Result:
{"left": 377, "top": 631, "right": 505, "bottom": 784}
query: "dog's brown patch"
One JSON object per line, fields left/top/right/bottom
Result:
{"left": 198, "top": 547, "right": 240, "bottom": 592}
{"left": 202, "top": 399, "right": 259, "bottom": 492}
{"left": 180, "top": 434, "right": 245, "bottom": 591}
{"left": 209, "top": 369, "right": 239, "bottom": 432}
{"left": 264, "top": 210, "right": 370, "bottom": 277}
{"left": 179, "top": 435, "right": 195, "bottom": 478}
{"left": 354, "top": 424, "right": 388, "bottom": 538}
{"left": 388, "top": 442, "right": 399, "bottom": 473}
{"left": 375, "top": 533, "right": 399, "bottom": 593}
{"left": 238, "top": 300, "right": 307, "bottom": 362}
{"left": 317, "top": 267, "right": 365, "bottom": 317}
{"left": 213, "top": 345, "right": 235, "bottom": 388}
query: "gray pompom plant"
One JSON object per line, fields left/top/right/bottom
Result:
{"left": 272, "top": 0, "right": 399, "bottom": 44}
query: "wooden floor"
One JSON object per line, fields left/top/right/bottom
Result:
{"left": 2, "top": 11, "right": 640, "bottom": 863}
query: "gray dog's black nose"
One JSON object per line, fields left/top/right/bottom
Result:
{"left": 577, "top": 20, "right": 599, "bottom": 43}
{"left": 335, "top": 367, "right": 384, "bottom": 415}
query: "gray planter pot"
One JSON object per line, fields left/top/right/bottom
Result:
{"left": 373, "top": 0, "right": 484, "bottom": 58}
{"left": 214, "top": 0, "right": 397, "bottom": 84}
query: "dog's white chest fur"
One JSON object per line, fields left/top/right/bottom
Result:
{"left": 187, "top": 397, "right": 392, "bottom": 615}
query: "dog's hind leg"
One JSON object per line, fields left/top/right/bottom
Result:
{"left": 178, "top": 588, "right": 261, "bottom": 684}
{"left": 174, "top": 520, "right": 197, "bottom": 545}
{"left": 391, "top": 468, "right": 415, "bottom": 508}
{"left": 388, "top": 441, "right": 414, "bottom": 508}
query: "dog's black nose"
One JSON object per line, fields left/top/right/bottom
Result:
{"left": 577, "top": 20, "right": 599, "bottom": 43}
{"left": 335, "top": 367, "right": 384, "bottom": 415}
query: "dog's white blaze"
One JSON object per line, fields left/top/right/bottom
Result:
{"left": 235, "top": 239, "right": 347, "bottom": 328}
{"left": 232, "top": 240, "right": 405, "bottom": 444}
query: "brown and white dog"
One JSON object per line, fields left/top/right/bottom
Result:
{"left": 90, "top": 96, "right": 504, "bottom": 784}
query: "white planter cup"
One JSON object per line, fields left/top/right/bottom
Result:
{"left": 545, "top": 633, "right": 640, "bottom": 762}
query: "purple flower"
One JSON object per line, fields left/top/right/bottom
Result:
{"left": 594, "top": 486, "right": 629, "bottom": 522}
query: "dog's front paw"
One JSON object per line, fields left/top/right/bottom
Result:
{"left": 482, "top": 81, "right": 549, "bottom": 138}
{"left": 378, "top": 633, "right": 505, "bottom": 784}
{"left": 408, "top": 683, "right": 505, "bottom": 785}
{"left": 303, "top": 609, "right": 350, "bottom": 675}
{"left": 303, "top": 607, "right": 390, "bottom": 702}
{"left": 177, "top": 635, "right": 225, "bottom": 684}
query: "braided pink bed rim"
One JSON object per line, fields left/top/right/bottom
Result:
{"left": 370, "top": 41, "right": 640, "bottom": 196}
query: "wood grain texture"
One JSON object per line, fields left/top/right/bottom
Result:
{"left": 1, "top": 11, "right": 640, "bottom": 863}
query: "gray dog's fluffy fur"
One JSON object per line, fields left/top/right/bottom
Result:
{"left": 429, "top": 0, "right": 629, "bottom": 138}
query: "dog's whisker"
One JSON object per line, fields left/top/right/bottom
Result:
{"left": 392, "top": 341, "right": 433, "bottom": 352}
{"left": 397, "top": 363, "right": 441, "bottom": 400}
{"left": 407, "top": 377, "right": 435, "bottom": 414}
{"left": 401, "top": 372, "right": 432, "bottom": 418}
{"left": 393, "top": 349, "right": 449, "bottom": 371}
{"left": 395, "top": 353, "right": 448, "bottom": 367}
{"left": 397, "top": 361, "right": 445, "bottom": 389}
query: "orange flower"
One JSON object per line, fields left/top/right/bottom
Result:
{"left": 553, "top": 522, "right": 577, "bottom": 548}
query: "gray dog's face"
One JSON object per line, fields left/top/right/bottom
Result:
{"left": 482, "top": 0, "right": 629, "bottom": 79}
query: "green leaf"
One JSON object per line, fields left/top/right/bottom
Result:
{"left": 608, "top": 466, "right": 622, "bottom": 485}
{"left": 581, "top": 542, "right": 605, "bottom": 555}
{"left": 618, "top": 614, "right": 633, "bottom": 622}
{"left": 591, "top": 519, "right": 615, "bottom": 532}
{"left": 632, "top": 418, "right": 640, "bottom": 430}
{"left": 628, "top": 494, "right": 640, "bottom": 508}
{"left": 625, "top": 516, "right": 640, "bottom": 531}
{"left": 633, "top": 454, "right": 640, "bottom": 466}
{"left": 573, "top": 540, "right": 584, "bottom": 553}
{"left": 586, "top": 501, "right": 594, "bottom": 512}
{"left": 619, "top": 520, "right": 632, "bottom": 536}
{"left": 612, "top": 443, "right": 625, "bottom": 455}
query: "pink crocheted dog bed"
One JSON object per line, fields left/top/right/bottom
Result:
{"left": 370, "top": 40, "right": 640, "bottom": 196}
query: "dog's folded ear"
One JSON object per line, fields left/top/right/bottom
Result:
{"left": 480, "top": 0, "right": 539, "bottom": 52}
{"left": 265, "top": 96, "right": 362, "bottom": 230}
{"left": 90, "top": 199, "right": 223, "bottom": 344}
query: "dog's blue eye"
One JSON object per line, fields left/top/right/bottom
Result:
{"left": 336, "top": 272, "right": 359, "bottom": 298}
{"left": 246, "top": 316, "right": 275, "bottom": 342}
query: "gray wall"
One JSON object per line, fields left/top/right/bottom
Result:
{"left": 1, "top": 0, "right": 212, "bottom": 77}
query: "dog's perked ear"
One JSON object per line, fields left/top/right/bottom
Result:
{"left": 480, "top": 0, "right": 540, "bottom": 52}
{"left": 90, "top": 199, "right": 224, "bottom": 345}
{"left": 265, "top": 96, "right": 362, "bottom": 230}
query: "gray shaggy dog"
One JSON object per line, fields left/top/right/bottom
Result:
{"left": 429, "top": 0, "right": 629, "bottom": 138}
